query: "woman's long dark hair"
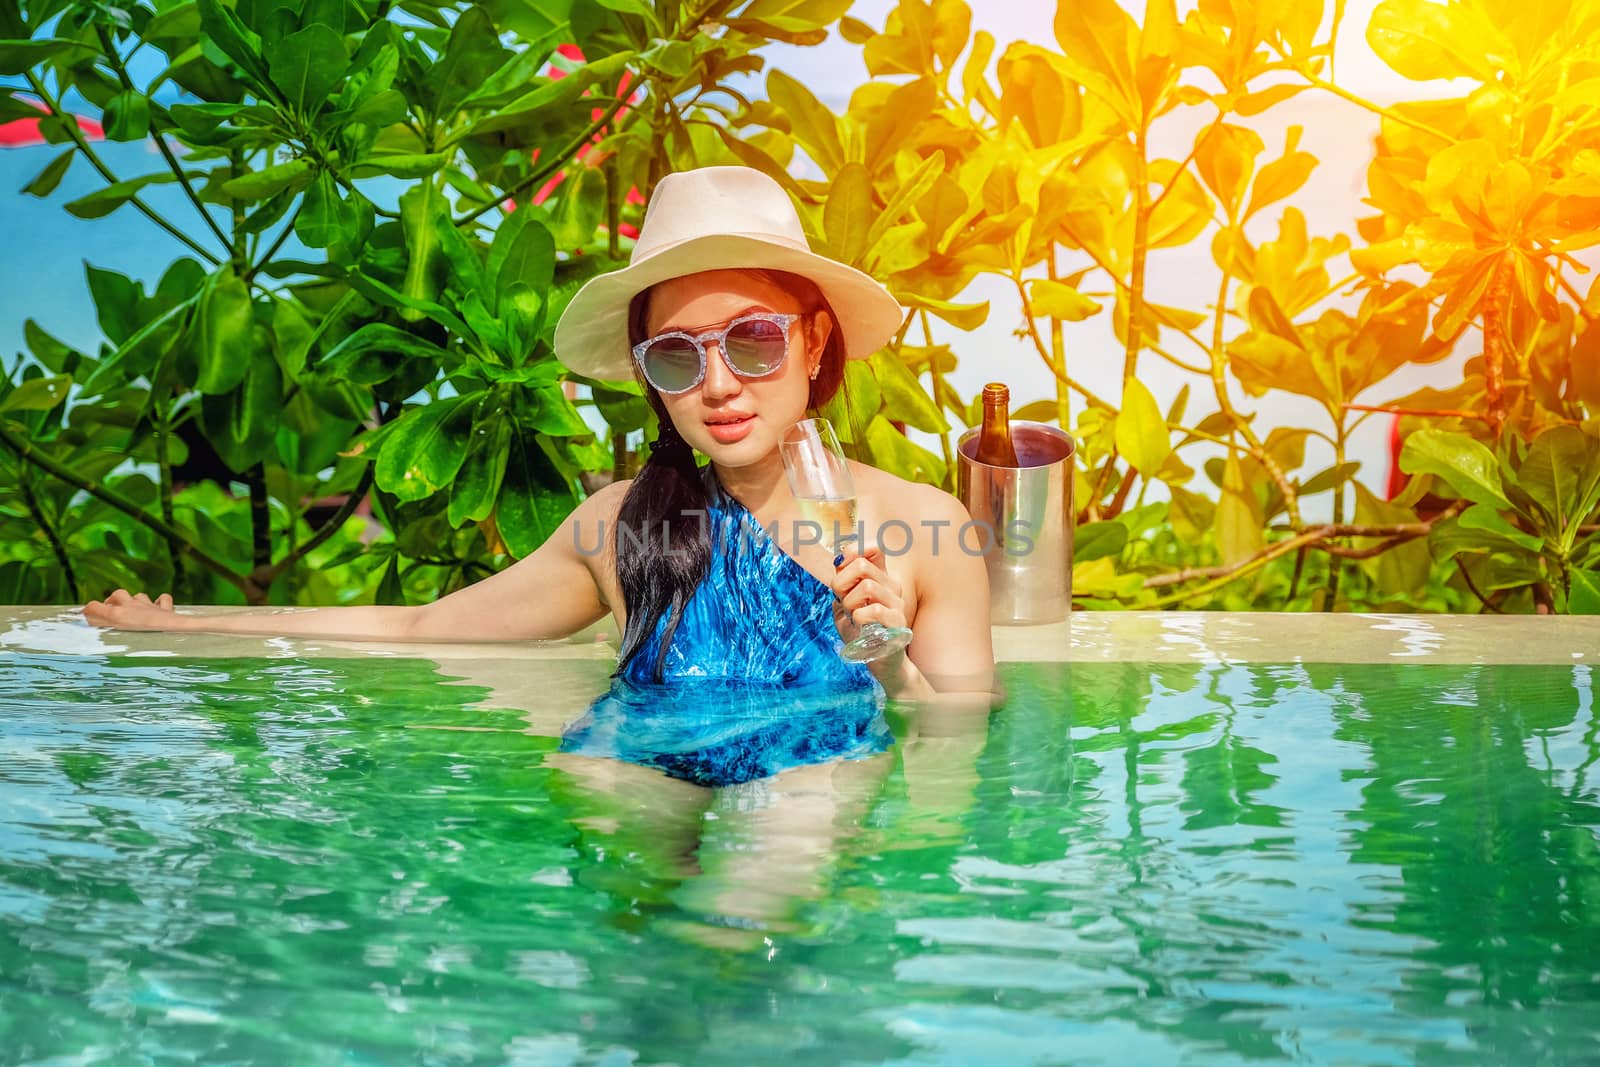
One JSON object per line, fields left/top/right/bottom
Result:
{"left": 613, "top": 270, "right": 848, "bottom": 681}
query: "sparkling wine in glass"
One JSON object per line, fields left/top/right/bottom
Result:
{"left": 779, "top": 418, "right": 913, "bottom": 663}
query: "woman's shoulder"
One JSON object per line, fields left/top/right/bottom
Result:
{"left": 576, "top": 476, "right": 632, "bottom": 520}
{"left": 851, "top": 460, "right": 969, "bottom": 526}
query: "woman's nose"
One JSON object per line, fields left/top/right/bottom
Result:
{"left": 700, "top": 341, "right": 742, "bottom": 398}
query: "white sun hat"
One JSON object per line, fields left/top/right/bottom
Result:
{"left": 552, "top": 165, "right": 906, "bottom": 381}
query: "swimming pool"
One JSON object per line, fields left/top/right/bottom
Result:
{"left": 2, "top": 610, "right": 1597, "bottom": 1064}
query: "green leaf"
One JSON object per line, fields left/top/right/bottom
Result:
{"left": 520, "top": 384, "right": 591, "bottom": 437}
{"left": 864, "top": 414, "right": 944, "bottom": 484}
{"left": 195, "top": 0, "right": 273, "bottom": 90}
{"left": 194, "top": 271, "right": 256, "bottom": 394}
{"left": 295, "top": 171, "right": 359, "bottom": 248}
{"left": 200, "top": 347, "right": 283, "bottom": 472}
{"left": 1457, "top": 504, "right": 1544, "bottom": 553}
{"left": 398, "top": 182, "right": 448, "bottom": 320}
{"left": 426, "top": 6, "right": 512, "bottom": 114}
{"left": 820, "top": 360, "right": 882, "bottom": 443}
{"left": 0, "top": 374, "right": 71, "bottom": 414}
{"left": 1569, "top": 569, "right": 1600, "bottom": 614}
{"left": 357, "top": 152, "right": 450, "bottom": 179}
{"left": 221, "top": 157, "right": 314, "bottom": 200}
{"left": 450, "top": 412, "right": 510, "bottom": 526}
{"left": 1114, "top": 378, "right": 1171, "bottom": 477}
{"left": 1399, "top": 428, "right": 1514, "bottom": 512}
{"left": 317, "top": 323, "right": 452, "bottom": 386}
{"left": 1514, "top": 425, "right": 1600, "bottom": 544}
{"left": 376, "top": 396, "right": 477, "bottom": 503}
{"left": 84, "top": 264, "right": 144, "bottom": 344}
{"left": 870, "top": 349, "right": 946, "bottom": 433}
{"left": 1073, "top": 520, "right": 1127, "bottom": 563}
{"left": 0, "top": 39, "right": 98, "bottom": 75}
{"left": 20, "top": 149, "right": 73, "bottom": 197}
{"left": 64, "top": 172, "right": 177, "bottom": 219}
{"left": 267, "top": 24, "right": 348, "bottom": 113}
{"left": 1298, "top": 461, "right": 1361, "bottom": 496}
{"left": 592, "top": 381, "right": 650, "bottom": 434}
{"left": 488, "top": 208, "right": 555, "bottom": 297}
{"left": 459, "top": 51, "right": 633, "bottom": 140}
{"left": 1427, "top": 513, "right": 1534, "bottom": 564}
{"left": 103, "top": 90, "right": 150, "bottom": 141}
{"left": 498, "top": 427, "right": 577, "bottom": 558}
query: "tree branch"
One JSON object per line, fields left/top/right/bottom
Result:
{"left": 97, "top": 25, "right": 233, "bottom": 255}
{"left": 256, "top": 464, "right": 376, "bottom": 585}
{"left": 454, "top": 95, "right": 629, "bottom": 228}
{"left": 25, "top": 72, "right": 221, "bottom": 266}
{"left": 0, "top": 423, "right": 248, "bottom": 593}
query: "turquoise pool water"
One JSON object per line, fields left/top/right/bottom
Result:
{"left": 1, "top": 653, "right": 1597, "bottom": 1064}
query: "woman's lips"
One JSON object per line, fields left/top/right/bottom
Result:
{"left": 705, "top": 415, "right": 756, "bottom": 443}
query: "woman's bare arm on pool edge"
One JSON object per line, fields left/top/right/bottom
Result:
{"left": 82, "top": 482, "right": 624, "bottom": 642}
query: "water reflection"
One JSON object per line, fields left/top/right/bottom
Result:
{"left": 2, "top": 651, "right": 1597, "bottom": 1064}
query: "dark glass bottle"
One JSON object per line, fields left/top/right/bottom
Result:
{"left": 974, "top": 382, "right": 1020, "bottom": 467}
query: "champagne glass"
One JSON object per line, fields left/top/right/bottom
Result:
{"left": 779, "top": 418, "right": 913, "bottom": 663}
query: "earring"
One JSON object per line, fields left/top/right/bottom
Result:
{"left": 809, "top": 365, "right": 819, "bottom": 380}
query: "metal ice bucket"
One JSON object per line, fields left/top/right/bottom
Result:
{"left": 955, "top": 421, "right": 1075, "bottom": 625}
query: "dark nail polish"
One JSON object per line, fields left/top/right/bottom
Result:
{"left": 833, "top": 553, "right": 844, "bottom": 567}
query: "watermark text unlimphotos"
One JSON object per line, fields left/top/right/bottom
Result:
{"left": 572, "top": 513, "right": 1037, "bottom": 559}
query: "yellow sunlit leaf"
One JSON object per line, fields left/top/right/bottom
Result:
{"left": 903, "top": 291, "right": 989, "bottom": 330}
{"left": 768, "top": 69, "right": 844, "bottom": 174}
{"left": 1236, "top": 82, "right": 1306, "bottom": 116}
{"left": 1367, "top": 0, "right": 1512, "bottom": 82}
{"left": 1227, "top": 330, "right": 1325, "bottom": 401}
{"left": 1148, "top": 303, "right": 1207, "bottom": 332}
{"left": 1244, "top": 126, "right": 1314, "bottom": 220}
{"left": 1031, "top": 278, "right": 1102, "bottom": 321}
{"left": 1052, "top": 0, "right": 1140, "bottom": 129}
{"left": 1195, "top": 123, "right": 1264, "bottom": 220}
{"left": 824, "top": 162, "right": 873, "bottom": 267}
{"left": 962, "top": 29, "right": 995, "bottom": 107}
{"left": 864, "top": 77, "right": 937, "bottom": 173}
{"left": 998, "top": 43, "right": 1083, "bottom": 148}
{"left": 1216, "top": 450, "right": 1264, "bottom": 566}
{"left": 1247, "top": 286, "right": 1303, "bottom": 346}
{"left": 1147, "top": 161, "right": 1212, "bottom": 248}
{"left": 1432, "top": 251, "right": 1500, "bottom": 342}
{"left": 864, "top": 0, "right": 934, "bottom": 76}
{"left": 1115, "top": 376, "right": 1172, "bottom": 477}
{"left": 868, "top": 151, "right": 945, "bottom": 246}
{"left": 931, "top": 0, "right": 971, "bottom": 71}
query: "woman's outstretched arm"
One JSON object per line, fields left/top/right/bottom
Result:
{"left": 82, "top": 481, "right": 627, "bottom": 643}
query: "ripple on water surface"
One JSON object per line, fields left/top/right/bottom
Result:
{"left": 1, "top": 653, "right": 1597, "bottom": 1065}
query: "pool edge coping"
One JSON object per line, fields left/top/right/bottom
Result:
{"left": 1, "top": 607, "right": 1595, "bottom": 665}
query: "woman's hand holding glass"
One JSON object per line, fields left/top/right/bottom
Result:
{"left": 780, "top": 417, "right": 913, "bottom": 663}
{"left": 829, "top": 540, "right": 910, "bottom": 645}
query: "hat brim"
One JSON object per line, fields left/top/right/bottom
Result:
{"left": 553, "top": 234, "right": 907, "bottom": 382}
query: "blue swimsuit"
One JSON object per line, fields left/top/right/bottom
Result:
{"left": 559, "top": 465, "right": 891, "bottom": 787}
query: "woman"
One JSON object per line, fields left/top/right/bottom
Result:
{"left": 83, "top": 167, "right": 998, "bottom": 714}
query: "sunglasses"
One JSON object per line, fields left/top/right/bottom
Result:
{"left": 632, "top": 311, "right": 800, "bottom": 394}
